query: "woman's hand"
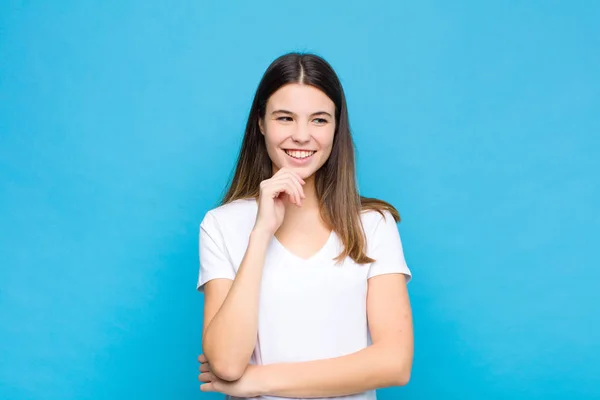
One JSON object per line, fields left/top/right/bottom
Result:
{"left": 198, "top": 354, "right": 266, "bottom": 398}
{"left": 253, "top": 167, "right": 305, "bottom": 235}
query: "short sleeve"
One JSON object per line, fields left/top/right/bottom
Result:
{"left": 367, "top": 210, "right": 412, "bottom": 283}
{"left": 197, "top": 211, "right": 236, "bottom": 292}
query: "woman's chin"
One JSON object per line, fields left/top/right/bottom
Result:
{"left": 273, "top": 160, "right": 317, "bottom": 180}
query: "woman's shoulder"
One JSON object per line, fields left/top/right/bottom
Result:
{"left": 358, "top": 196, "right": 401, "bottom": 235}
{"left": 200, "top": 197, "right": 257, "bottom": 231}
{"left": 358, "top": 207, "right": 400, "bottom": 243}
{"left": 360, "top": 207, "right": 395, "bottom": 227}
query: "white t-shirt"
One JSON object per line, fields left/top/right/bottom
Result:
{"left": 197, "top": 198, "right": 412, "bottom": 400}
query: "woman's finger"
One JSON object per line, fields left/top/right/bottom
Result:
{"left": 277, "top": 174, "right": 304, "bottom": 205}
{"left": 199, "top": 363, "right": 211, "bottom": 373}
{"left": 198, "top": 354, "right": 207, "bottom": 363}
{"left": 279, "top": 171, "right": 306, "bottom": 200}
{"left": 200, "top": 382, "right": 215, "bottom": 392}
{"left": 290, "top": 170, "right": 306, "bottom": 186}
{"left": 276, "top": 168, "right": 306, "bottom": 185}
{"left": 282, "top": 181, "right": 302, "bottom": 206}
{"left": 267, "top": 178, "right": 301, "bottom": 206}
{"left": 288, "top": 172, "right": 306, "bottom": 199}
{"left": 198, "top": 371, "right": 216, "bottom": 383}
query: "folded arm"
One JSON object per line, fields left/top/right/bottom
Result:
{"left": 258, "top": 273, "right": 413, "bottom": 398}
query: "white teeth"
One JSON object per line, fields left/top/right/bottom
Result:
{"left": 285, "top": 150, "right": 315, "bottom": 159}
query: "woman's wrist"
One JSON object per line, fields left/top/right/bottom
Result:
{"left": 249, "top": 364, "right": 272, "bottom": 397}
{"left": 250, "top": 227, "right": 274, "bottom": 242}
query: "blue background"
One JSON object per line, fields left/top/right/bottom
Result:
{"left": 1, "top": 1, "right": 599, "bottom": 399}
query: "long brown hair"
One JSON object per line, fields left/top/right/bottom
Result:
{"left": 220, "top": 52, "right": 401, "bottom": 264}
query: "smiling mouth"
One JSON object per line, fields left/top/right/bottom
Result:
{"left": 283, "top": 149, "right": 317, "bottom": 159}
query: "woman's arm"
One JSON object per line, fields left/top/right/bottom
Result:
{"left": 202, "top": 170, "right": 306, "bottom": 383}
{"left": 202, "top": 228, "right": 272, "bottom": 382}
{"left": 257, "top": 273, "right": 413, "bottom": 398}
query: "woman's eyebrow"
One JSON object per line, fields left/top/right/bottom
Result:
{"left": 272, "top": 109, "right": 294, "bottom": 115}
{"left": 272, "top": 109, "right": 332, "bottom": 117}
{"left": 311, "top": 111, "right": 332, "bottom": 118}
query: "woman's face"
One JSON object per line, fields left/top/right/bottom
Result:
{"left": 259, "top": 83, "right": 336, "bottom": 180}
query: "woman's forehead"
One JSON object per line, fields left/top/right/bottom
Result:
{"left": 267, "top": 84, "right": 334, "bottom": 114}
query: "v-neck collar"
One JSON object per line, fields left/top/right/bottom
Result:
{"left": 273, "top": 230, "right": 336, "bottom": 263}
{"left": 247, "top": 197, "right": 336, "bottom": 263}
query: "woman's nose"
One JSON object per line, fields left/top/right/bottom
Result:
{"left": 291, "top": 124, "right": 311, "bottom": 143}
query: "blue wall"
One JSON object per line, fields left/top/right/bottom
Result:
{"left": 1, "top": 1, "right": 598, "bottom": 399}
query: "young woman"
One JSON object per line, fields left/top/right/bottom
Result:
{"left": 197, "top": 52, "right": 413, "bottom": 399}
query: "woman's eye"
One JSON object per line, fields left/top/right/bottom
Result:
{"left": 277, "top": 116, "right": 293, "bottom": 122}
{"left": 314, "top": 118, "right": 328, "bottom": 124}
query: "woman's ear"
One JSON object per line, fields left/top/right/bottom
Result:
{"left": 258, "top": 118, "right": 265, "bottom": 136}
